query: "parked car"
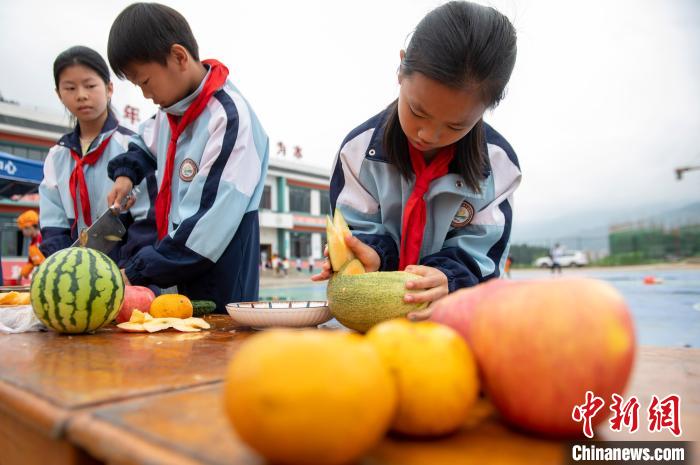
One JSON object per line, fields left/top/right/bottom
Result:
{"left": 533, "top": 250, "right": 589, "bottom": 268}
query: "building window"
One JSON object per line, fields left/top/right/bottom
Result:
{"left": 0, "top": 143, "right": 49, "bottom": 161}
{"left": 261, "top": 185, "right": 272, "bottom": 210}
{"left": 320, "top": 192, "right": 331, "bottom": 215}
{"left": 29, "top": 148, "right": 47, "bottom": 160}
{"left": 290, "top": 231, "right": 312, "bottom": 258}
{"left": 13, "top": 146, "right": 28, "bottom": 157}
{"left": 0, "top": 218, "right": 23, "bottom": 257}
{"left": 288, "top": 186, "right": 310, "bottom": 213}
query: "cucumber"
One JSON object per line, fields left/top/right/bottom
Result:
{"left": 192, "top": 300, "right": 217, "bottom": 317}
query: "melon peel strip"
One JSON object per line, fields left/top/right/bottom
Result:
{"left": 116, "top": 309, "right": 211, "bottom": 333}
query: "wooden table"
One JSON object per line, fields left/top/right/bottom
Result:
{"left": 0, "top": 316, "right": 247, "bottom": 465}
{"left": 1, "top": 318, "right": 698, "bottom": 465}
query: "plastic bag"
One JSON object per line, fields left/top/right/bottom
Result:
{"left": 0, "top": 305, "right": 46, "bottom": 334}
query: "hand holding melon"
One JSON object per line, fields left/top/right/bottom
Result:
{"left": 325, "top": 209, "right": 427, "bottom": 332}
{"left": 311, "top": 211, "right": 380, "bottom": 281}
{"left": 401, "top": 264, "right": 449, "bottom": 313}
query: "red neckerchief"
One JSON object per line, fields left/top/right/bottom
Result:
{"left": 69, "top": 135, "right": 112, "bottom": 230}
{"left": 398, "top": 142, "right": 455, "bottom": 270}
{"left": 155, "top": 59, "right": 230, "bottom": 240}
{"left": 31, "top": 231, "right": 42, "bottom": 246}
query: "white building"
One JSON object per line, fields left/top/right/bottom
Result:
{"left": 261, "top": 157, "right": 331, "bottom": 264}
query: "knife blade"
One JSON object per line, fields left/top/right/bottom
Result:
{"left": 70, "top": 194, "right": 131, "bottom": 253}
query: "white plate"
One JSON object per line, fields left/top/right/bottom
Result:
{"left": 226, "top": 301, "right": 331, "bottom": 329}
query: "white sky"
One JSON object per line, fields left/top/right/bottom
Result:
{"left": 1, "top": 0, "right": 698, "bottom": 234}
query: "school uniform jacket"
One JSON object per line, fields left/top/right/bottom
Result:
{"left": 39, "top": 112, "right": 157, "bottom": 267}
{"left": 330, "top": 108, "right": 522, "bottom": 291}
{"left": 107, "top": 72, "right": 269, "bottom": 311}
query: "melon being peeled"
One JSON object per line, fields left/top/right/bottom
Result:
{"left": 326, "top": 213, "right": 355, "bottom": 272}
{"left": 339, "top": 259, "right": 365, "bottom": 276}
{"left": 327, "top": 271, "right": 427, "bottom": 333}
{"left": 326, "top": 209, "right": 425, "bottom": 333}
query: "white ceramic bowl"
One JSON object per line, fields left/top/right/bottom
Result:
{"left": 225, "top": 301, "right": 332, "bottom": 329}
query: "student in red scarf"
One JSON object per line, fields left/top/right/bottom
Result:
{"left": 39, "top": 46, "right": 157, "bottom": 268}
{"left": 314, "top": 2, "right": 522, "bottom": 320}
{"left": 105, "top": 3, "right": 269, "bottom": 312}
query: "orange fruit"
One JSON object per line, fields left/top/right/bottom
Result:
{"left": 366, "top": 319, "right": 479, "bottom": 437}
{"left": 149, "top": 294, "right": 193, "bottom": 319}
{"left": 223, "top": 329, "right": 397, "bottom": 465}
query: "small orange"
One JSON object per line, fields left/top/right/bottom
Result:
{"left": 149, "top": 294, "right": 193, "bottom": 319}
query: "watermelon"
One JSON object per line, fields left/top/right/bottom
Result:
{"left": 30, "top": 247, "right": 125, "bottom": 334}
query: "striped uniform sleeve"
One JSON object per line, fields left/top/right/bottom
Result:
{"left": 123, "top": 90, "right": 265, "bottom": 287}
{"left": 39, "top": 146, "right": 72, "bottom": 257}
{"left": 330, "top": 128, "right": 399, "bottom": 271}
{"left": 107, "top": 117, "right": 157, "bottom": 185}
{"left": 111, "top": 129, "right": 158, "bottom": 267}
{"left": 420, "top": 142, "right": 522, "bottom": 292}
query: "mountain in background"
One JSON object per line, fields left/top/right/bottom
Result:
{"left": 511, "top": 202, "right": 700, "bottom": 254}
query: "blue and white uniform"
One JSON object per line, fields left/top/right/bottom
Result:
{"left": 330, "top": 109, "right": 521, "bottom": 291}
{"left": 39, "top": 111, "right": 157, "bottom": 267}
{"left": 108, "top": 71, "right": 269, "bottom": 311}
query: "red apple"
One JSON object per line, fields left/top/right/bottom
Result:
{"left": 116, "top": 286, "right": 156, "bottom": 323}
{"left": 430, "top": 278, "right": 512, "bottom": 341}
{"left": 432, "top": 278, "right": 636, "bottom": 438}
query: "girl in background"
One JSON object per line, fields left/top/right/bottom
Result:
{"left": 39, "top": 46, "right": 156, "bottom": 266}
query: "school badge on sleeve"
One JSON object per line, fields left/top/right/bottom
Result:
{"left": 179, "top": 158, "right": 198, "bottom": 182}
{"left": 451, "top": 200, "right": 475, "bottom": 228}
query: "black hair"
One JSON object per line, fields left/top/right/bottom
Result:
{"left": 53, "top": 46, "right": 111, "bottom": 88}
{"left": 383, "top": 1, "right": 517, "bottom": 193}
{"left": 108, "top": 2, "right": 199, "bottom": 78}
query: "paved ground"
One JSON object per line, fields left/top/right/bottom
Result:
{"left": 260, "top": 262, "right": 700, "bottom": 289}
{"left": 260, "top": 270, "right": 318, "bottom": 289}
{"left": 257, "top": 263, "right": 700, "bottom": 348}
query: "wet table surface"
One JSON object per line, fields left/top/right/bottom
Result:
{"left": 0, "top": 316, "right": 247, "bottom": 411}
{"left": 0, "top": 314, "right": 249, "bottom": 465}
{"left": 66, "top": 347, "right": 700, "bottom": 465}
{"left": 1, "top": 317, "right": 698, "bottom": 465}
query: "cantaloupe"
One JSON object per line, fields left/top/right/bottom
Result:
{"left": 333, "top": 207, "right": 352, "bottom": 238}
{"left": 338, "top": 259, "right": 365, "bottom": 276}
{"left": 326, "top": 215, "right": 355, "bottom": 271}
{"left": 326, "top": 209, "right": 427, "bottom": 333}
{"left": 328, "top": 271, "right": 427, "bottom": 333}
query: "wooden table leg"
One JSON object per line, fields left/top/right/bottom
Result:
{"left": 0, "top": 381, "right": 102, "bottom": 465}
{"left": 0, "top": 407, "right": 101, "bottom": 465}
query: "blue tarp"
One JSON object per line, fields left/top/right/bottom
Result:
{"left": 0, "top": 151, "right": 43, "bottom": 197}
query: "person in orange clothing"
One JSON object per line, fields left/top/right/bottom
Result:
{"left": 504, "top": 255, "right": 513, "bottom": 279}
{"left": 16, "top": 210, "right": 44, "bottom": 278}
